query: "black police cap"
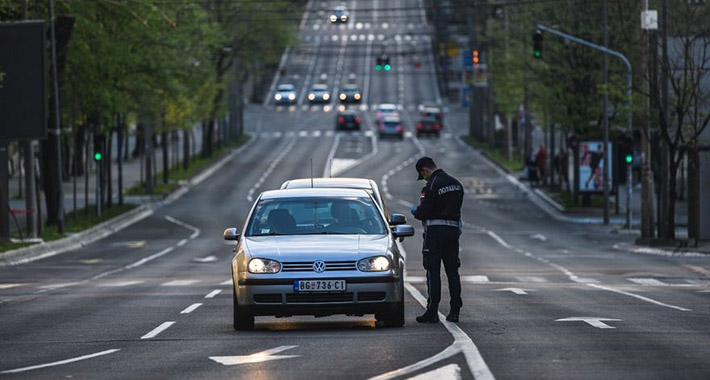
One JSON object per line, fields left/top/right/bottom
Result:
{"left": 415, "top": 156, "right": 436, "bottom": 180}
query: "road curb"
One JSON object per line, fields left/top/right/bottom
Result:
{"left": 0, "top": 134, "right": 256, "bottom": 266}
{"left": 613, "top": 241, "right": 710, "bottom": 257}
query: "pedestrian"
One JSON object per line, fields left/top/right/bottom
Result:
{"left": 410, "top": 157, "right": 464, "bottom": 323}
{"left": 535, "top": 144, "right": 547, "bottom": 184}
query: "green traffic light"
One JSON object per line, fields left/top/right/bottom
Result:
{"left": 94, "top": 152, "right": 102, "bottom": 161}
{"left": 384, "top": 64, "right": 391, "bottom": 71}
{"left": 625, "top": 154, "right": 633, "bottom": 164}
{"left": 534, "top": 50, "right": 541, "bottom": 58}
{"left": 376, "top": 64, "right": 382, "bottom": 71}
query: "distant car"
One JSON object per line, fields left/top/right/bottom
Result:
{"left": 224, "top": 188, "right": 413, "bottom": 330}
{"left": 335, "top": 110, "right": 361, "bottom": 130}
{"left": 330, "top": 6, "right": 349, "bottom": 23}
{"left": 378, "top": 116, "right": 404, "bottom": 140}
{"left": 339, "top": 84, "right": 362, "bottom": 103}
{"left": 375, "top": 103, "right": 399, "bottom": 121}
{"left": 274, "top": 84, "right": 297, "bottom": 105}
{"left": 280, "top": 177, "right": 400, "bottom": 223}
{"left": 416, "top": 116, "right": 442, "bottom": 137}
{"left": 419, "top": 105, "right": 443, "bottom": 125}
{"left": 308, "top": 84, "right": 331, "bottom": 104}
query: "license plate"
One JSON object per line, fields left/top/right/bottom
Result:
{"left": 294, "top": 280, "right": 346, "bottom": 293}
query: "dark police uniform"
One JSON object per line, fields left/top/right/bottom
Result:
{"left": 412, "top": 167, "right": 464, "bottom": 315}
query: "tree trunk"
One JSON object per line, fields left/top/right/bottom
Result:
{"left": 162, "top": 130, "right": 169, "bottom": 184}
{"left": 105, "top": 129, "right": 113, "bottom": 208}
{"left": 183, "top": 129, "right": 190, "bottom": 171}
{"left": 133, "top": 124, "right": 144, "bottom": 158}
{"left": 74, "top": 125, "right": 85, "bottom": 176}
{"left": 667, "top": 149, "right": 679, "bottom": 240}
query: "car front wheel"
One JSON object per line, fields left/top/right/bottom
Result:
{"left": 379, "top": 279, "right": 405, "bottom": 327}
{"left": 233, "top": 283, "right": 254, "bottom": 331}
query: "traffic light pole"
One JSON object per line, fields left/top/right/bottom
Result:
{"left": 536, "top": 24, "right": 633, "bottom": 228}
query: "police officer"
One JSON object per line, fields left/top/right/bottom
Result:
{"left": 410, "top": 157, "right": 464, "bottom": 323}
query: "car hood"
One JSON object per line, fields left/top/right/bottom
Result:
{"left": 243, "top": 234, "right": 390, "bottom": 261}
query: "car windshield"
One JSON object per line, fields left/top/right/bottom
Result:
{"left": 246, "top": 196, "right": 387, "bottom": 236}
{"left": 277, "top": 85, "right": 294, "bottom": 91}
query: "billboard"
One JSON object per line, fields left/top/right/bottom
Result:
{"left": 578, "top": 141, "right": 613, "bottom": 192}
{"left": 0, "top": 21, "right": 46, "bottom": 141}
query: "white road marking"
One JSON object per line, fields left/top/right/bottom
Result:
{"left": 628, "top": 278, "right": 667, "bottom": 286}
{"left": 404, "top": 276, "right": 426, "bottom": 283}
{"left": 369, "top": 344, "right": 459, "bottom": 380}
{"left": 515, "top": 276, "right": 548, "bottom": 283}
{"left": 165, "top": 215, "right": 201, "bottom": 239}
{"left": 210, "top": 346, "right": 300, "bottom": 366}
{"left": 0, "top": 283, "right": 25, "bottom": 289}
{"left": 397, "top": 199, "right": 415, "bottom": 208}
{"left": 180, "top": 303, "right": 203, "bottom": 314}
{"left": 220, "top": 279, "right": 232, "bottom": 286}
{"left": 0, "top": 349, "right": 120, "bottom": 374}
{"left": 162, "top": 280, "right": 200, "bottom": 287}
{"left": 530, "top": 234, "right": 547, "bottom": 241}
{"left": 141, "top": 321, "right": 175, "bottom": 339}
{"left": 111, "top": 240, "right": 147, "bottom": 248}
{"left": 40, "top": 282, "right": 82, "bottom": 290}
{"left": 176, "top": 239, "right": 188, "bottom": 247}
{"left": 684, "top": 264, "right": 710, "bottom": 277}
{"left": 98, "top": 280, "right": 144, "bottom": 287}
{"left": 587, "top": 283, "right": 692, "bottom": 312}
{"left": 462, "top": 275, "right": 489, "bottom": 283}
{"left": 494, "top": 288, "right": 535, "bottom": 295}
{"left": 205, "top": 289, "right": 222, "bottom": 298}
{"left": 407, "top": 364, "right": 461, "bottom": 380}
{"left": 246, "top": 138, "right": 297, "bottom": 202}
{"left": 404, "top": 282, "right": 495, "bottom": 380}
{"left": 79, "top": 259, "right": 102, "bottom": 264}
{"left": 323, "top": 133, "right": 342, "bottom": 177}
{"left": 193, "top": 256, "right": 218, "bottom": 263}
{"left": 555, "top": 317, "right": 622, "bottom": 329}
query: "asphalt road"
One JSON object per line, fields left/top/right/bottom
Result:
{"left": 1, "top": 0, "right": 709, "bottom": 379}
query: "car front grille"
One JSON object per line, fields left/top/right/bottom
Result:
{"left": 357, "top": 292, "right": 386, "bottom": 302}
{"left": 281, "top": 260, "right": 357, "bottom": 272}
{"left": 253, "top": 294, "right": 282, "bottom": 304}
{"left": 286, "top": 292, "right": 354, "bottom": 303}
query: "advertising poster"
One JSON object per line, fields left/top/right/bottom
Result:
{"left": 578, "top": 141, "right": 613, "bottom": 192}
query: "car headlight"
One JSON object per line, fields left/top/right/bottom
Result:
{"left": 274, "top": 94, "right": 282, "bottom": 100}
{"left": 341, "top": 15, "right": 348, "bottom": 22}
{"left": 288, "top": 93, "right": 295, "bottom": 100}
{"left": 354, "top": 93, "right": 361, "bottom": 100}
{"left": 339, "top": 93, "right": 346, "bottom": 100}
{"left": 357, "top": 256, "right": 391, "bottom": 272}
{"left": 308, "top": 94, "right": 315, "bottom": 100}
{"left": 248, "top": 258, "right": 281, "bottom": 274}
{"left": 323, "top": 93, "right": 330, "bottom": 100}
{"left": 330, "top": 15, "right": 337, "bottom": 22}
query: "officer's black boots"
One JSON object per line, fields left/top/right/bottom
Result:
{"left": 446, "top": 308, "right": 460, "bottom": 323}
{"left": 416, "top": 309, "right": 439, "bottom": 323}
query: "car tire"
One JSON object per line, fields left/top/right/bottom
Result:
{"left": 398, "top": 134, "right": 404, "bottom": 140}
{"left": 381, "top": 279, "right": 405, "bottom": 327}
{"left": 233, "top": 283, "right": 254, "bottom": 331}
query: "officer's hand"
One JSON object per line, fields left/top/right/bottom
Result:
{"left": 410, "top": 205, "right": 418, "bottom": 214}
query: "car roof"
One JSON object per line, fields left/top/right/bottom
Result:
{"left": 260, "top": 187, "right": 371, "bottom": 200}
{"left": 281, "top": 177, "right": 374, "bottom": 190}
{"left": 378, "top": 103, "right": 397, "bottom": 110}
{"left": 277, "top": 84, "right": 294, "bottom": 90}
{"left": 338, "top": 110, "right": 359, "bottom": 115}
{"left": 342, "top": 84, "right": 359, "bottom": 90}
{"left": 421, "top": 107, "right": 442, "bottom": 113}
{"left": 383, "top": 116, "right": 401, "bottom": 122}
{"left": 312, "top": 84, "right": 328, "bottom": 90}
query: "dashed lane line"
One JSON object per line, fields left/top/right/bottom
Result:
{"left": 205, "top": 289, "right": 222, "bottom": 299}
{"left": 180, "top": 303, "right": 203, "bottom": 314}
{"left": 141, "top": 321, "right": 175, "bottom": 340}
{"left": 246, "top": 138, "right": 298, "bottom": 202}
{"left": 165, "top": 215, "right": 201, "bottom": 239}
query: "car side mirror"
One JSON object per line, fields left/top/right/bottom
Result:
{"left": 389, "top": 213, "right": 407, "bottom": 225}
{"left": 223, "top": 227, "right": 241, "bottom": 241}
{"left": 392, "top": 225, "right": 414, "bottom": 239}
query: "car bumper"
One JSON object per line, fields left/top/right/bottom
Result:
{"left": 235, "top": 276, "right": 402, "bottom": 317}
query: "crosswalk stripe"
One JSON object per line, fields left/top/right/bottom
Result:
{"left": 462, "top": 275, "right": 489, "bottom": 283}
{"left": 515, "top": 276, "right": 548, "bottom": 283}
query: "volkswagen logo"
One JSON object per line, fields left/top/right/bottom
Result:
{"left": 313, "top": 260, "right": 326, "bottom": 273}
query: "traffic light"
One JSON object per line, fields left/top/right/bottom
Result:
{"left": 375, "top": 56, "right": 383, "bottom": 71}
{"left": 93, "top": 134, "right": 104, "bottom": 162}
{"left": 532, "top": 29, "right": 543, "bottom": 58}
{"left": 383, "top": 55, "right": 391, "bottom": 71}
{"left": 621, "top": 133, "right": 634, "bottom": 164}
{"left": 472, "top": 49, "right": 479, "bottom": 66}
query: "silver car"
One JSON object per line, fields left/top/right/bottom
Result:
{"left": 223, "top": 188, "right": 414, "bottom": 330}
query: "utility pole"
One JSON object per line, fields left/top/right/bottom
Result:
{"left": 640, "top": 1, "right": 656, "bottom": 241}
{"left": 602, "top": 0, "right": 610, "bottom": 225}
{"left": 22, "top": 0, "right": 37, "bottom": 238}
{"left": 49, "top": 0, "right": 65, "bottom": 234}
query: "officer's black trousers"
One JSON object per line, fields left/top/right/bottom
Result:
{"left": 422, "top": 226, "right": 462, "bottom": 311}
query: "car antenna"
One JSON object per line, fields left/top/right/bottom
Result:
{"left": 310, "top": 158, "right": 314, "bottom": 188}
